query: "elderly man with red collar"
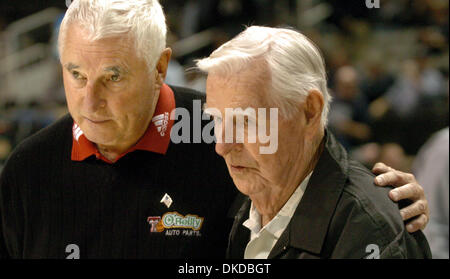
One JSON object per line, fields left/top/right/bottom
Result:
{"left": 0, "top": 0, "right": 237, "bottom": 259}
{"left": 198, "top": 26, "right": 431, "bottom": 259}
{"left": 0, "top": 0, "right": 429, "bottom": 259}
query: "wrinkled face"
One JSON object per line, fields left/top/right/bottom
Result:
{"left": 60, "top": 24, "right": 161, "bottom": 151}
{"left": 206, "top": 69, "right": 310, "bottom": 197}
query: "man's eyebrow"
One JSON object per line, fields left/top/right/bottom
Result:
{"left": 103, "top": 66, "right": 129, "bottom": 75}
{"left": 64, "top": 63, "right": 79, "bottom": 71}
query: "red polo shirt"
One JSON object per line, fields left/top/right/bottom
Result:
{"left": 71, "top": 83, "right": 175, "bottom": 164}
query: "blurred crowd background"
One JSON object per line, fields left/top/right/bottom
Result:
{"left": 0, "top": 0, "right": 448, "bottom": 258}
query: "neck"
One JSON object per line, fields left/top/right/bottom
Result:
{"left": 97, "top": 145, "right": 128, "bottom": 162}
{"left": 252, "top": 133, "right": 325, "bottom": 227}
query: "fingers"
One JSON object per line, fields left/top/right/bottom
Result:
{"left": 399, "top": 196, "right": 429, "bottom": 233}
{"left": 372, "top": 162, "right": 391, "bottom": 175}
{"left": 391, "top": 183, "right": 429, "bottom": 231}
{"left": 399, "top": 198, "right": 428, "bottom": 220}
{"left": 389, "top": 183, "right": 424, "bottom": 202}
{"left": 372, "top": 162, "right": 430, "bottom": 232}
{"left": 374, "top": 169, "right": 416, "bottom": 187}
{"left": 405, "top": 214, "right": 429, "bottom": 233}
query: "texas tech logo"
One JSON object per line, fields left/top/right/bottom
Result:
{"left": 147, "top": 216, "right": 163, "bottom": 232}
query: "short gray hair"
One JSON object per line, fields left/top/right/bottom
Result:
{"left": 59, "top": 0, "right": 167, "bottom": 72}
{"left": 197, "top": 26, "right": 331, "bottom": 128}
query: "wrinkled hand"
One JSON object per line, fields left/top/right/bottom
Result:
{"left": 372, "top": 162, "right": 429, "bottom": 233}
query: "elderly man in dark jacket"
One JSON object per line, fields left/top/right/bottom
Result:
{"left": 197, "top": 26, "right": 431, "bottom": 259}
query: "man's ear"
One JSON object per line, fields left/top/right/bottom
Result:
{"left": 155, "top": 48, "right": 172, "bottom": 84}
{"left": 304, "top": 89, "right": 324, "bottom": 130}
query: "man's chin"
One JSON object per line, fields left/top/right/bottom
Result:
{"left": 231, "top": 177, "right": 257, "bottom": 196}
{"left": 83, "top": 131, "right": 116, "bottom": 147}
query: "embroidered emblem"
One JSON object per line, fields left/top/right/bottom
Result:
{"left": 152, "top": 112, "right": 169, "bottom": 136}
{"left": 161, "top": 212, "right": 204, "bottom": 231}
{"left": 147, "top": 216, "right": 164, "bottom": 233}
{"left": 73, "top": 124, "right": 83, "bottom": 141}
{"left": 146, "top": 211, "right": 204, "bottom": 236}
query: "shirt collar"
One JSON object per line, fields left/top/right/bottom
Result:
{"left": 71, "top": 83, "right": 175, "bottom": 164}
{"left": 243, "top": 171, "right": 312, "bottom": 240}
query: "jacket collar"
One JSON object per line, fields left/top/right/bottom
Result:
{"left": 268, "top": 130, "right": 349, "bottom": 258}
{"left": 227, "top": 194, "right": 252, "bottom": 259}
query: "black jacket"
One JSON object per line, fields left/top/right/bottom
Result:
{"left": 227, "top": 131, "right": 432, "bottom": 259}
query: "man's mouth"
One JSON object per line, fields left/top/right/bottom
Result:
{"left": 230, "top": 164, "right": 248, "bottom": 172}
{"left": 84, "top": 117, "right": 110, "bottom": 124}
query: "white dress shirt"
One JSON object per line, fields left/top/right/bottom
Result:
{"left": 243, "top": 172, "right": 312, "bottom": 259}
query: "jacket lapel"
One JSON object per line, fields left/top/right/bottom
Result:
{"left": 269, "top": 131, "right": 349, "bottom": 258}
{"left": 226, "top": 195, "right": 251, "bottom": 259}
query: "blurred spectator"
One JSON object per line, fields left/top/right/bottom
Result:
{"left": 361, "top": 59, "right": 396, "bottom": 103}
{"left": 370, "top": 56, "right": 445, "bottom": 119}
{"left": 413, "top": 127, "right": 449, "bottom": 259}
{"left": 369, "top": 56, "right": 447, "bottom": 154}
{"left": 324, "top": 47, "right": 351, "bottom": 89}
{"left": 328, "top": 66, "right": 372, "bottom": 150}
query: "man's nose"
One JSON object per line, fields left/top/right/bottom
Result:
{"left": 215, "top": 127, "right": 241, "bottom": 156}
{"left": 215, "top": 142, "right": 234, "bottom": 157}
{"left": 214, "top": 119, "right": 243, "bottom": 156}
{"left": 83, "top": 81, "right": 105, "bottom": 113}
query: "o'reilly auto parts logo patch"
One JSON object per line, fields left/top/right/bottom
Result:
{"left": 147, "top": 211, "right": 204, "bottom": 237}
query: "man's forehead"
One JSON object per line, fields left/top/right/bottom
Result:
{"left": 63, "top": 24, "right": 135, "bottom": 59}
{"left": 63, "top": 39, "right": 132, "bottom": 59}
{"left": 61, "top": 28, "right": 140, "bottom": 72}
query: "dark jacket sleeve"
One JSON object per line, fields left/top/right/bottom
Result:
{"left": 325, "top": 190, "right": 432, "bottom": 259}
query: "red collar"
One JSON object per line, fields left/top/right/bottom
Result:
{"left": 71, "top": 83, "right": 175, "bottom": 164}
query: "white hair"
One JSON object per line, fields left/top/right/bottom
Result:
{"left": 58, "top": 0, "right": 167, "bottom": 72}
{"left": 196, "top": 26, "right": 331, "bottom": 128}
